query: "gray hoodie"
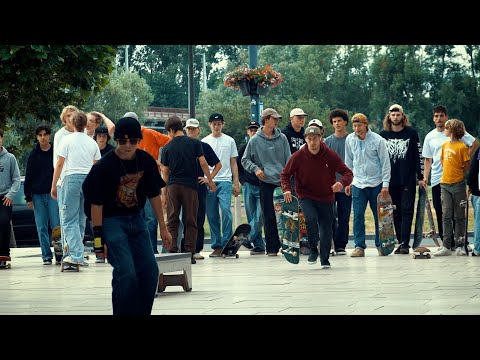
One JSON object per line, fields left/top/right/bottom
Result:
{"left": 241, "top": 126, "right": 291, "bottom": 186}
{"left": 0, "top": 147, "right": 21, "bottom": 200}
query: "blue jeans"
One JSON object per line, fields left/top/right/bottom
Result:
{"left": 352, "top": 184, "right": 382, "bottom": 249}
{"left": 243, "top": 183, "right": 264, "bottom": 250}
{"left": 472, "top": 195, "right": 480, "bottom": 255}
{"left": 103, "top": 213, "right": 159, "bottom": 316}
{"left": 332, "top": 192, "right": 352, "bottom": 250}
{"left": 143, "top": 199, "right": 159, "bottom": 254}
{"left": 32, "top": 193, "right": 60, "bottom": 261}
{"left": 59, "top": 174, "right": 87, "bottom": 262}
{"left": 206, "top": 181, "right": 233, "bottom": 249}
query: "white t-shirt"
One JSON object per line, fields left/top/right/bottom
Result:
{"left": 57, "top": 132, "right": 101, "bottom": 180}
{"left": 202, "top": 133, "right": 238, "bottom": 182}
{"left": 422, "top": 129, "right": 475, "bottom": 186}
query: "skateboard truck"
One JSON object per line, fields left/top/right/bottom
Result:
{"left": 412, "top": 247, "right": 431, "bottom": 259}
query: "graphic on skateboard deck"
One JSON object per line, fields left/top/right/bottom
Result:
{"left": 0, "top": 256, "right": 11, "bottom": 269}
{"left": 273, "top": 187, "right": 284, "bottom": 248}
{"left": 51, "top": 226, "right": 63, "bottom": 265}
{"left": 298, "top": 210, "right": 311, "bottom": 255}
{"left": 221, "top": 223, "right": 251, "bottom": 258}
{"left": 412, "top": 246, "right": 431, "bottom": 259}
{"left": 377, "top": 193, "right": 396, "bottom": 256}
{"left": 280, "top": 196, "right": 300, "bottom": 264}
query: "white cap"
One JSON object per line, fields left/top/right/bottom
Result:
{"left": 123, "top": 111, "right": 139, "bottom": 121}
{"left": 184, "top": 118, "right": 200, "bottom": 129}
{"left": 308, "top": 119, "right": 323, "bottom": 128}
{"left": 290, "top": 108, "right": 308, "bottom": 117}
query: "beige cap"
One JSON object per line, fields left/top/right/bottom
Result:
{"left": 389, "top": 104, "right": 404, "bottom": 113}
{"left": 290, "top": 108, "right": 308, "bottom": 117}
{"left": 261, "top": 108, "right": 282, "bottom": 119}
{"left": 304, "top": 126, "right": 322, "bottom": 136}
{"left": 184, "top": 118, "right": 200, "bottom": 128}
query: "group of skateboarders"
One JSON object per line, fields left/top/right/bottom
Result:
{"left": 1, "top": 103, "right": 480, "bottom": 315}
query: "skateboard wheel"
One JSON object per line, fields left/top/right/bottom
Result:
{"left": 235, "top": 254, "right": 239, "bottom": 258}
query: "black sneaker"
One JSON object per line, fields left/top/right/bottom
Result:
{"left": 321, "top": 260, "right": 331, "bottom": 269}
{"left": 242, "top": 241, "right": 254, "bottom": 250}
{"left": 394, "top": 244, "right": 409, "bottom": 254}
{"left": 43, "top": 259, "right": 52, "bottom": 265}
{"left": 191, "top": 254, "right": 196, "bottom": 264}
{"left": 307, "top": 250, "right": 318, "bottom": 265}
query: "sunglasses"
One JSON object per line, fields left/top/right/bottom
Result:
{"left": 116, "top": 138, "right": 140, "bottom": 145}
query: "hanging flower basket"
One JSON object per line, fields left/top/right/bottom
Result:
{"left": 223, "top": 64, "right": 282, "bottom": 96}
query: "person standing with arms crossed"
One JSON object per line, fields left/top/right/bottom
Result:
{"left": 324, "top": 109, "right": 351, "bottom": 255}
{"left": 380, "top": 104, "right": 425, "bottom": 255}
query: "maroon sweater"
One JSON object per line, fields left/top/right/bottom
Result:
{"left": 280, "top": 143, "right": 353, "bottom": 203}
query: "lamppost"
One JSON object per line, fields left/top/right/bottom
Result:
{"left": 248, "top": 45, "right": 260, "bottom": 125}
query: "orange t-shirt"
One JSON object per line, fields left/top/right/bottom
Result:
{"left": 440, "top": 140, "right": 470, "bottom": 184}
{"left": 138, "top": 127, "right": 171, "bottom": 162}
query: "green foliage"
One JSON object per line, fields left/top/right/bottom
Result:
{"left": 84, "top": 68, "right": 154, "bottom": 123}
{"left": 0, "top": 45, "right": 117, "bottom": 128}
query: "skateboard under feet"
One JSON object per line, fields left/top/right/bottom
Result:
{"left": 61, "top": 261, "right": 79, "bottom": 272}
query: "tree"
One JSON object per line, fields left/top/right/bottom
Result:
{"left": 84, "top": 68, "right": 154, "bottom": 122}
{"left": 0, "top": 45, "right": 117, "bottom": 128}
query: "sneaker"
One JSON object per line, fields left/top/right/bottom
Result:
{"left": 472, "top": 251, "right": 478, "bottom": 257}
{"left": 350, "top": 247, "right": 365, "bottom": 257}
{"left": 250, "top": 248, "right": 265, "bottom": 255}
{"left": 394, "top": 244, "right": 410, "bottom": 255}
{"left": 241, "top": 241, "right": 254, "bottom": 250}
{"left": 335, "top": 248, "right": 347, "bottom": 256}
{"left": 95, "top": 257, "right": 106, "bottom": 263}
{"left": 267, "top": 252, "right": 278, "bottom": 256}
{"left": 455, "top": 247, "right": 467, "bottom": 256}
{"left": 79, "top": 261, "right": 89, "bottom": 267}
{"left": 191, "top": 254, "right": 196, "bottom": 264}
{"left": 43, "top": 259, "right": 52, "bottom": 265}
{"left": 0, "top": 261, "right": 6, "bottom": 267}
{"left": 433, "top": 247, "right": 452, "bottom": 256}
{"left": 193, "top": 253, "right": 204, "bottom": 260}
{"left": 308, "top": 250, "right": 319, "bottom": 264}
{"left": 209, "top": 248, "right": 223, "bottom": 257}
{"left": 467, "top": 244, "right": 473, "bottom": 252}
{"left": 321, "top": 264, "right": 331, "bottom": 269}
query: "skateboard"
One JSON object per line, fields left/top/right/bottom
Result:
{"left": 221, "top": 223, "right": 251, "bottom": 258}
{"left": 280, "top": 196, "right": 300, "bottom": 264}
{"left": 0, "top": 256, "right": 12, "bottom": 269}
{"left": 51, "top": 226, "right": 63, "bottom": 265}
{"left": 413, "top": 186, "right": 427, "bottom": 249}
{"left": 61, "top": 260, "right": 80, "bottom": 272}
{"left": 425, "top": 190, "right": 441, "bottom": 247}
{"left": 273, "top": 186, "right": 284, "bottom": 247}
{"left": 377, "top": 193, "right": 396, "bottom": 256}
{"left": 298, "top": 209, "right": 310, "bottom": 255}
{"left": 462, "top": 196, "right": 470, "bottom": 255}
{"left": 412, "top": 246, "right": 431, "bottom": 259}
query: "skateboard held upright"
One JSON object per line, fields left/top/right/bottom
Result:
{"left": 377, "top": 193, "right": 396, "bottom": 256}
{"left": 413, "top": 186, "right": 427, "bottom": 249}
{"left": 280, "top": 196, "right": 300, "bottom": 264}
{"left": 273, "top": 187, "right": 284, "bottom": 246}
{"left": 424, "top": 191, "right": 441, "bottom": 247}
{"left": 221, "top": 223, "right": 251, "bottom": 258}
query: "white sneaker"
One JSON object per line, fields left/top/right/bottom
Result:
{"left": 321, "top": 264, "right": 331, "bottom": 269}
{"left": 62, "top": 256, "right": 82, "bottom": 265}
{"left": 433, "top": 247, "right": 452, "bottom": 256}
{"left": 455, "top": 247, "right": 467, "bottom": 256}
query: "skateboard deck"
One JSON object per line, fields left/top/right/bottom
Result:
{"left": 51, "top": 226, "right": 63, "bottom": 265}
{"left": 280, "top": 196, "right": 300, "bottom": 264}
{"left": 377, "top": 193, "right": 396, "bottom": 256}
{"left": 0, "top": 256, "right": 11, "bottom": 269}
{"left": 412, "top": 246, "right": 431, "bottom": 259}
{"left": 425, "top": 191, "right": 441, "bottom": 247}
{"left": 298, "top": 209, "right": 311, "bottom": 255}
{"left": 413, "top": 186, "right": 427, "bottom": 249}
{"left": 221, "top": 223, "right": 251, "bottom": 258}
{"left": 273, "top": 187, "right": 284, "bottom": 248}
{"left": 463, "top": 197, "right": 470, "bottom": 255}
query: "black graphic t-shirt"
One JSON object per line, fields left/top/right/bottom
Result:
{"left": 83, "top": 149, "right": 165, "bottom": 218}
{"left": 380, "top": 126, "right": 423, "bottom": 186}
{"left": 281, "top": 123, "right": 305, "bottom": 155}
